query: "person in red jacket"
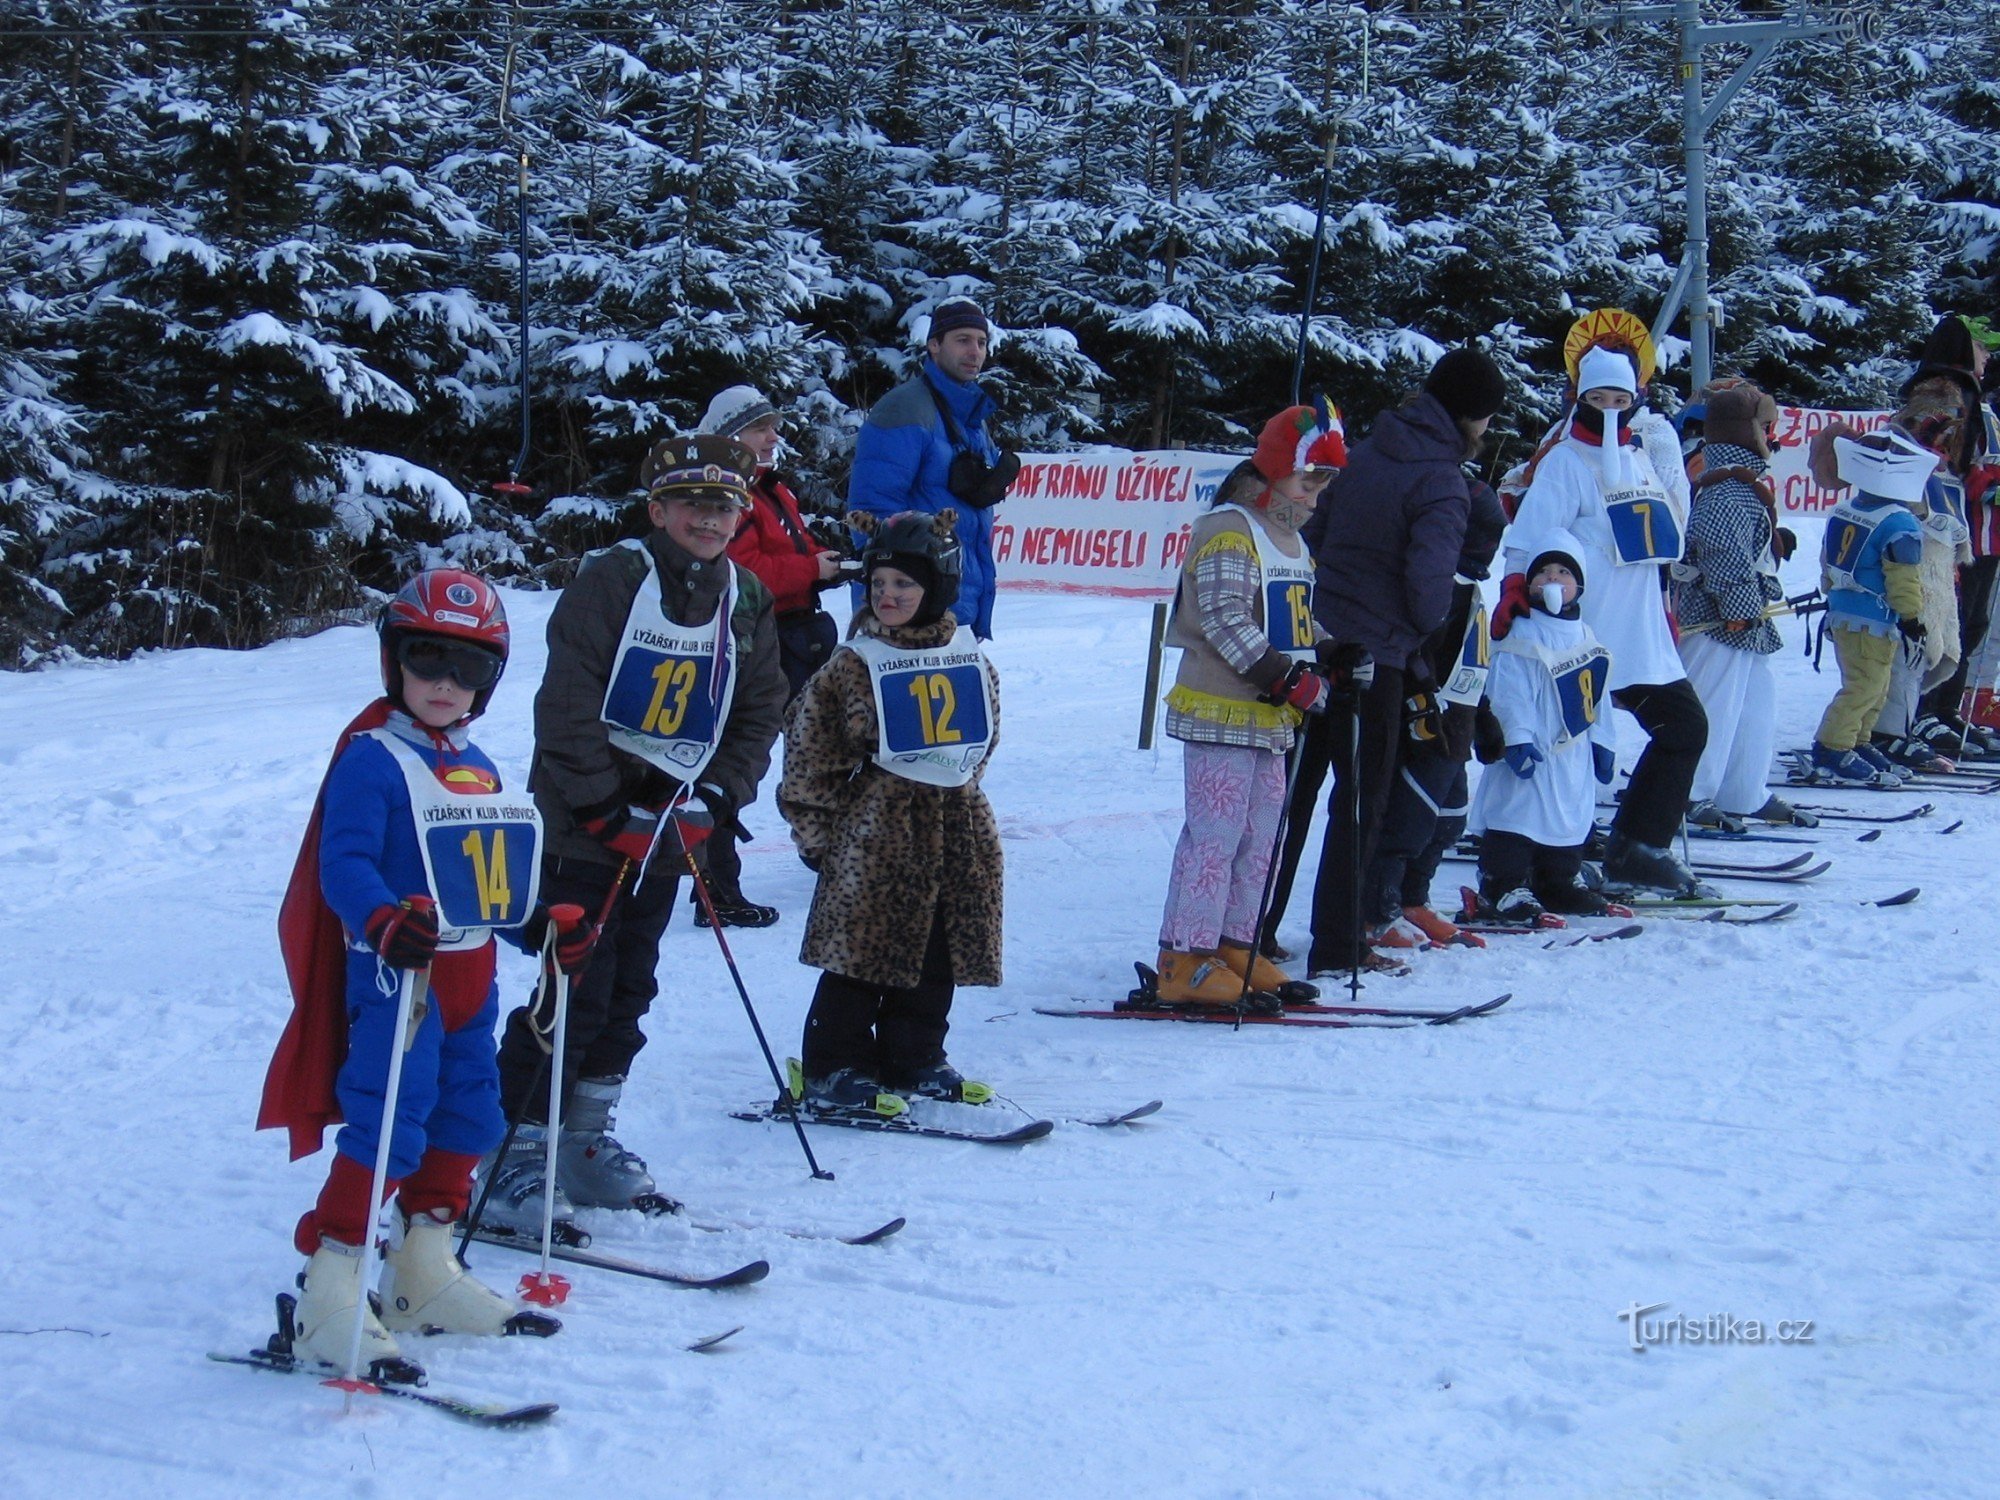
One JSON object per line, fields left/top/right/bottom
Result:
{"left": 692, "top": 385, "right": 848, "bottom": 926}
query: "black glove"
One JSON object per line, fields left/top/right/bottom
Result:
{"left": 1403, "top": 686, "right": 1445, "bottom": 753}
{"left": 520, "top": 902, "right": 599, "bottom": 978}
{"left": 1472, "top": 702, "right": 1507, "bottom": 765}
{"left": 1315, "top": 640, "right": 1375, "bottom": 694}
{"left": 1897, "top": 617, "right": 1927, "bottom": 643}
{"left": 364, "top": 898, "right": 440, "bottom": 970}
{"left": 694, "top": 781, "right": 746, "bottom": 841}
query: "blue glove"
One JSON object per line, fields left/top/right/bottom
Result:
{"left": 1503, "top": 743, "right": 1543, "bottom": 780}
{"left": 1592, "top": 743, "right": 1617, "bottom": 784}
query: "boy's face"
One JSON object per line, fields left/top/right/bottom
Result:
{"left": 649, "top": 494, "right": 742, "bottom": 559}
{"left": 401, "top": 664, "right": 477, "bottom": 728}
{"left": 1530, "top": 561, "right": 1580, "bottom": 609}
{"left": 734, "top": 417, "right": 781, "bottom": 469}
{"left": 1582, "top": 387, "right": 1634, "bottom": 413}
{"left": 928, "top": 328, "right": 988, "bottom": 383}
{"left": 869, "top": 565, "right": 925, "bottom": 627}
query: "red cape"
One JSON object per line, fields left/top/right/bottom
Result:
{"left": 257, "top": 700, "right": 394, "bottom": 1159}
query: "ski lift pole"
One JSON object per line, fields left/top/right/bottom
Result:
{"left": 494, "top": 144, "right": 534, "bottom": 503}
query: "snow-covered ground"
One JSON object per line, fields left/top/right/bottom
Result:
{"left": 2, "top": 550, "right": 1995, "bottom": 1498}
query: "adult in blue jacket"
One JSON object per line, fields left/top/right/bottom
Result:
{"left": 847, "top": 297, "right": 1014, "bottom": 639}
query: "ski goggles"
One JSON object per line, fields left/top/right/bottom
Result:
{"left": 397, "top": 636, "right": 504, "bottom": 691}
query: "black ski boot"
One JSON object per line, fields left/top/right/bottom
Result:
{"left": 693, "top": 883, "right": 780, "bottom": 928}
{"left": 1601, "top": 830, "right": 1715, "bottom": 899}
{"left": 1535, "top": 874, "right": 1612, "bottom": 917}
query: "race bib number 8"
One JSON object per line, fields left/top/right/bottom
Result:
{"left": 882, "top": 663, "right": 990, "bottom": 753}
{"left": 424, "top": 822, "right": 541, "bottom": 930}
{"left": 1264, "top": 579, "right": 1315, "bottom": 656}
{"left": 1606, "top": 489, "right": 1683, "bottom": 565}
{"left": 1555, "top": 655, "right": 1610, "bottom": 742}
{"left": 605, "top": 648, "right": 720, "bottom": 751}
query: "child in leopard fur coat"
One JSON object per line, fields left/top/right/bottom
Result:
{"left": 777, "top": 508, "right": 1003, "bottom": 1117}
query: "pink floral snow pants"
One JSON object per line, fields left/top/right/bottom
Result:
{"left": 1159, "top": 740, "right": 1289, "bottom": 951}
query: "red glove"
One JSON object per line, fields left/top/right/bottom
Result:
{"left": 582, "top": 803, "right": 714, "bottom": 862}
{"left": 1490, "top": 573, "right": 1532, "bottom": 641}
{"left": 365, "top": 898, "right": 439, "bottom": 969}
{"left": 1968, "top": 463, "right": 2000, "bottom": 510}
{"left": 1264, "top": 661, "right": 1329, "bottom": 714}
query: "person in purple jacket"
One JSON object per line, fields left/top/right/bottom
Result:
{"left": 1301, "top": 347, "right": 1508, "bottom": 978}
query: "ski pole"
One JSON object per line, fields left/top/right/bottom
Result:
{"left": 458, "top": 863, "right": 630, "bottom": 1258}
{"left": 521, "top": 902, "right": 584, "bottom": 1308}
{"left": 1347, "top": 702, "right": 1364, "bottom": 1001}
{"left": 682, "top": 847, "right": 834, "bottom": 1181}
{"left": 339, "top": 895, "right": 433, "bottom": 1394}
{"left": 1234, "top": 729, "right": 1310, "bottom": 1018}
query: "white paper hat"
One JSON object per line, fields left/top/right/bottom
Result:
{"left": 1833, "top": 429, "right": 1938, "bottom": 503}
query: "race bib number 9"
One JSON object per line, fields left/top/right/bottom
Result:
{"left": 1605, "top": 488, "right": 1682, "bottom": 565}
{"left": 1264, "top": 578, "right": 1316, "bottom": 657}
{"left": 1824, "top": 517, "right": 1871, "bottom": 572}
{"left": 881, "top": 663, "right": 991, "bottom": 754}
{"left": 423, "top": 820, "right": 541, "bottom": 930}
{"left": 1554, "top": 654, "right": 1611, "bottom": 742}
{"left": 605, "top": 647, "right": 721, "bottom": 758}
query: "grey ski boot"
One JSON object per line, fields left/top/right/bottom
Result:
{"left": 473, "top": 1125, "right": 577, "bottom": 1238}
{"left": 557, "top": 1076, "right": 663, "bottom": 1211}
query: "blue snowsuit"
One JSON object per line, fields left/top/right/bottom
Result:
{"left": 318, "top": 715, "right": 510, "bottom": 1179}
{"left": 847, "top": 357, "right": 1003, "bottom": 639}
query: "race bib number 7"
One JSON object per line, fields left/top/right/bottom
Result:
{"left": 1605, "top": 487, "right": 1682, "bottom": 565}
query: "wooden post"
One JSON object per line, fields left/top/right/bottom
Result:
{"left": 1137, "top": 601, "right": 1169, "bottom": 750}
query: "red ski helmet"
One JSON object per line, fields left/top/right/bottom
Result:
{"left": 378, "top": 569, "right": 510, "bottom": 718}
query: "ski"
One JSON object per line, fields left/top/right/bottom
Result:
{"left": 1282, "top": 992, "right": 1514, "bottom": 1021}
{"left": 688, "top": 1215, "right": 907, "bottom": 1246}
{"left": 1072, "top": 1100, "right": 1165, "bottom": 1127}
{"left": 1542, "top": 923, "right": 1645, "bottom": 947}
{"left": 463, "top": 1228, "right": 770, "bottom": 1288}
{"left": 209, "top": 1296, "right": 557, "bottom": 1427}
{"left": 1608, "top": 892, "right": 1798, "bottom": 909}
{"left": 687, "top": 1326, "right": 743, "bottom": 1353}
{"left": 1699, "top": 859, "right": 1831, "bottom": 883}
{"left": 1759, "top": 801, "right": 1932, "bottom": 823}
{"left": 210, "top": 1349, "right": 559, "bottom": 1426}
{"left": 731, "top": 1104, "right": 1054, "bottom": 1145}
{"left": 1686, "top": 827, "right": 1830, "bottom": 846}
{"left": 1038, "top": 1004, "right": 1429, "bottom": 1029}
{"left": 1871, "top": 887, "right": 1922, "bottom": 907}
{"left": 1939, "top": 820, "right": 1963, "bottom": 835}
{"left": 1684, "top": 847, "right": 1816, "bottom": 871}
{"left": 1643, "top": 901, "right": 1800, "bottom": 923}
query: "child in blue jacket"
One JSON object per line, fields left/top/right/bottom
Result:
{"left": 260, "top": 570, "right": 593, "bottom": 1377}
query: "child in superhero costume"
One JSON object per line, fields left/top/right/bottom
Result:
{"left": 259, "top": 570, "right": 595, "bottom": 1376}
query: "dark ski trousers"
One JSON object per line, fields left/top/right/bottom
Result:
{"left": 1477, "top": 828, "right": 1584, "bottom": 897}
{"left": 802, "top": 911, "right": 953, "bottom": 1085}
{"left": 1609, "top": 678, "right": 1708, "bottom": 848}
{"left": 497, "top": 853, "right": 680, "bottom": 1125}
{"left": 1924, "top": 556, "right": 2000, "bottom": 717}
{"left": 1372, "top": 748, "right": 1470, "bottom": 921}
{"left": 1306, "top": 665, "right": 1406, "bottom": 971}
{"left": 697, "top": 819, "right": 745, "bottom": 899}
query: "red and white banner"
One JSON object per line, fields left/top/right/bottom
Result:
{"left": 991, "top": 448, "right": 1238, "bottom": 600}
{"left": 992, "top": 407, "right": 1894, "bottom": 599}
{"left": 1768, "top": 405, "right": 1893, "bottom": 514}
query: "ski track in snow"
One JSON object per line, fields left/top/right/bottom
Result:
{"left": 1, "top": 559, "right": 1996, "bottom": 1498}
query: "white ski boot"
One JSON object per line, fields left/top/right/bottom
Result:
{"left": 475, "top": 1125, "right": 577, "bottom": 1237}
{"left": 558, "top": 1076, "right": 659, "bottom": 1209}
{"left": 293, "top": 1236, "right": 402, "bottom": 1371}
{"left": 382, "top": 1208, "right": 530, "bottom": 1337}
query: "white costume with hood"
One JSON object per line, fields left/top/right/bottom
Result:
{"left": 1471, "top": 534, "right": 1617, "bottom": 848}
{"left": 1505, "top": 353, "right": 1688, "bottom": 691}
